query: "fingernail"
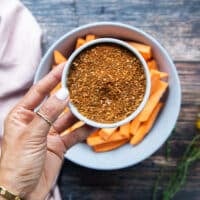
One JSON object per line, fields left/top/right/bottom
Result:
{"left": 55, "top": 88, "right": 69, "bottom": 100}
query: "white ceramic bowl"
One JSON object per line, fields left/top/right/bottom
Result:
{"left": 62, "top": 38, "right": 151, "bottom": 128}
{"left": 34, "top": 22, "right": 181, "bottom": 170}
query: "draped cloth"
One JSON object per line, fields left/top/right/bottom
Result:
{"left": 0, "top": 0, "right": 62, "bottom": 199}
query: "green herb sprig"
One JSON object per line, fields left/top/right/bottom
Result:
{"left": 162, "top": 134, "right": 200, "bottom": 200}
{"left": 153, "top": 114, "right": 200, "bottom": 200}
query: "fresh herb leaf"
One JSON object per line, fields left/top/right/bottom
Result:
{"left": 163, "top": 134, "right": 200, "bottom": 200}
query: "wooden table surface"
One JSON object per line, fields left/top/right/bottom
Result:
{"left": 22, "top": 0, "right": 200, "bottom": 199}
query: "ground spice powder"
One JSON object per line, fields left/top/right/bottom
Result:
{"left": 67, "top": 43, "right": 146, "bottom": 123}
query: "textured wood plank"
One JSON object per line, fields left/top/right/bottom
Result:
{"left": 58, "top": 157, "right": 200, "bottom": 200}
{"left": 22, "top": 0, "right": 200, "bottom": 61}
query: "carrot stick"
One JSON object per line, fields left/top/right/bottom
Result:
{"left": 87, "top": 130, "right": 128, "bottom": 146}
{"left": 159, "top": 71, "right": 168, "bottom": 79}
{"left": 147, "top": 59, "right": 158, "bottom": 70}
{"left": 99, "top": 127, "right": 117, "bottom": 140}
{"left": 60, "top": 121, "right": 85, "bottom": 136}
{"left": 127, "top": 42, "right": 152, "bottom": 60}
{"left": 86, "top": 135, "right": 105, "bottom": 146}
{"left": 85, "top": 34, "right": 96, "bottom": 42}
{"left": 130, "top": 117, "right": 140, "bottom": 135}
{"left": 150, "top": 70, "right": 161, "bottom": 95}
{"left": 89, "top": 130, "right": 100, "bottom": 137}
{"left": 119, "top": 123, "right": 130, "bottom": 137}
{"left": 64, "top": 107, "right": 69, "bottom": 113}
{"left": 139, "top": 80, "right": 168, "bottom": 122}
{"left": 130, "top": 103, "right": 163, "bottom": 145}
{"left": 75, "top": 38, "right": 86, "bottom": 49}
{"left": 150, "top": 69, "right": 168, "bottom": 79}
{"left": 93, "top": 139, "right": 128, "bottom": 152}
{"left": 53, "top": 50, "right": 67, "bottom": 65}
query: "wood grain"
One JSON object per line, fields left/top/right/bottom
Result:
{"left": 21, "top": 0, "right": 200, "bottom": 199}
{"left": 22, "top": 0, "right": 200, "bottom": 61}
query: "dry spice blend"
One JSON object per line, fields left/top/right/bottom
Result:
{"left": 67, "top": 43, "right": 146, "bottom": 123}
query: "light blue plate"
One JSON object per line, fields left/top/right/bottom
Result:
{"left": 34, "top": 22, "right": 181, "bottom": 170}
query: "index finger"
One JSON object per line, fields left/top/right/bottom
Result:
{"left": 17, "top": 63, "right": 65, "bottom": 110}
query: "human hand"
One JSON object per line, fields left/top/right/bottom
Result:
{"left": 0, "top": 63, "right": 95, "bottom": 199}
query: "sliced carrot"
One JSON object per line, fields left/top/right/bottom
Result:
{"left": 99, "top": 127, "right": 117, "bottom": 140}
{"left": 130, "top": 117, "right": 140, "bottom": 135}
{"left": 150, "top": 69, "right": 168, "bottom": 79}
{"left": 139, "top": 80, "right": 168, "bottom": 122}
{"left": 89, "top": 129, "right": 100, "bottom": 137}
{"left": 109, "top": 130, "right": 130, "bottom": 141}
{"left": 130, "top": 103, "right": 163, "bottom": 145}
{"left": 127, "top": 42, "right": 152, "bottom": 60}
{"left": 150, "top": 70, "right": 168, "bottom": 95}
{"left": 75, "top": 38, "right": 86, "bottom": 49}
{"left": 159, "top": 71, "right": 168, "bottom": 79}
{"left": 85, "top": 34, "right": 96, "bottom": 42}
{"left": 53, "top": 50, "right": 67, "bottom": 65}
{"left": 147, "top": 59, "right": 158, "bottom": 70}
{"left": 86, "top": 135, "right": 105, "bottom": 146}
{"left": 64, "top": 107, "right": 69, "bottom": 113}
{"left": 119, "top": 123, "right": 130, "bottom": 137}
{"left": 87, "top": 130, "right": 128, "bottom": 146}
{"left": 50, "top": 82, "right": 61, "bottom": 95}
{"left": 150, "top": 70, "right": 161, "bottom": 95}
{"left": 93, "top": 139, "right": 128, "bottom": 152}
{"left": 60, "top": 121, "right": 85, "bottom": 136}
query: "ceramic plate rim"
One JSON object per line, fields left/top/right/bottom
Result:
{"left": 34, "top": 22, "right": 181, "bottom": 170}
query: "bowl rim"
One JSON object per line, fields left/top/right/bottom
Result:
{"left": 61, "top": 38, "right": 151, "bottom": 128}
{"left": 34, "top": 21, "right": 181, "bottom": 170}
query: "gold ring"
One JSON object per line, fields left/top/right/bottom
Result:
{"left": 36, "top": 111, "right": 53, "bottom": 126}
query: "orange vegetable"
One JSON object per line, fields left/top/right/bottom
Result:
{"left": 147, "top": 59, "right": 158, "bottom": 70}
{"left": 150, "top": 69, "right": 168, "bottom": 79}
{"left": 130, "top": 117, "right": 140, "bottom": 135}
{"left": 139, "top": 80, "right": 168, "bottom": 122}
{"left": 89, "top": 129, "right": 100, "bottom": 137}
{"left": 64, "top": 107, "right": 69, "bottom": 113}
{"left": 75, "top": 38, "right": 86, "bottom": 49}
{"left": 128, "top": 42, "right": 152, "bottom": 60}
{"left": 93, "top": 139, "right": 128, "bottom": 152}
{"left": 50, "top": 82, "right": 61, "bottom": 95}
{"left": 130, "top": 103, "right": 163, "bottom": 145}
{"left": 86, "top": 135, "right": 105, "bottom": 146}
{"left": 60, "top": 121, "right": 85, "bottom": 136}
{"left": 85, "top": 34, "right": 96, "bottom": 42}
{"left": 99, "top": 128, "right": 117, "bottom": 140}
{"left": 53, "top": 50, "right": 67, "bottom": 65}
{"left": 87, "top": 130, "right": 129, "bottom": 146}
{"left": 150, "top": 70, "right": 161, "bottom": 95}
{"left": 119, "top": 123, "right": 130, "bottom": 137}
{"left": 159, "top": 71, "right": 168, "bottom": 79}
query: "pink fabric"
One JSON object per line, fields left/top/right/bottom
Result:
{"left": 0, "top": 0, "right": 61, "bottom": 199}
{"left": 0, "top": 0, "right": 42, "bottom": 132}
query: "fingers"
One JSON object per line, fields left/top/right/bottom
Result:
{"left": 50, "top": 111, "right": 79, "bottom": 134}
{"left": 61, "top": 124, "right": 96, "bottom": 150}
{"left": 29, "top": 89, "right": 69, "bottom": 136}
{"left": 47, "top": 124, "right": 96, "bottom": 159}
{"left": 17, "top": 63, "right": 65, "bottom": 110}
